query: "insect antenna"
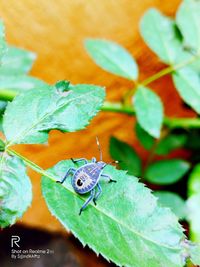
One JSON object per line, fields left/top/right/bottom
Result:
{"left": 96, "top": 136, "right": 103, "bottom": 161}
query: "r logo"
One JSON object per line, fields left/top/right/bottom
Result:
{"left": 11, "top": 236, "right": 20, "bottom": 248}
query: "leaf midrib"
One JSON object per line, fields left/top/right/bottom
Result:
{"left": 43, "top": 170, "right": 182, "bottom": 253}
{"left": 7, "top": 90, "right": 100, "bottom": 146}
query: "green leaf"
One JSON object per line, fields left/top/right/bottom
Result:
{"left": 0, "top": 138, "right": 5, "bottom": 151}
{"left": 3, "top": 82, "right": 105, "bottom": 145}
{"left": 85, "top": 39, "right": 138, "bottom": 80}
{"left": 0, "top": 21, "right": 6, "bottom": 60}
{"left": 173, "top": 67, "right": 200, "bottom": 114}
{"left": 109, "top": 136, "right": 141, "bottom": 176}
{"left": 133, "top": 86, "right": 163, "bottom": 138}
{"left": 188, "top": 164, "right": 200, "bottom": 196}
{"left": 154, "top": 191, "right": 186, "bottom": 220}
{"left": 135, "top": 123, "right": 155, "bottom": 150}
{"left": 145, "top": 159, "right": 190, "bottom": 185}
{"left": 140, "top": 8, "right": 184, "bottom": 64}
{"left": 176, "top": 0, "right": 200, "bottom": 52}
{"left": 0, "top": 154, "right": 32, "bottom": 227}
{"left": 0, "top": 46, "right": 36, "bottom": 75}
{"left": 42, "top": 160, "right": 185, "bottom": 267}
{"left": 0, "top": 75, "right": 47, "bottom": 93}
{"left": 187, "top": 194, "right": 200, "bottom": 243}
{"left": 187, "top": 164, "right": 200, "bottom": 242}
{"left": 155, "top": 134, "right": 187, "bottom": 155}
{"left": 188, "top": 242, "right": 200, "bottom": 265}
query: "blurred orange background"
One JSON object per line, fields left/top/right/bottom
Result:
{"left": 0, "top": 0, "right": 192, "bottom": 232}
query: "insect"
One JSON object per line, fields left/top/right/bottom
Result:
{"left": 56, "top": 137, "right": 117, "bottom": 215}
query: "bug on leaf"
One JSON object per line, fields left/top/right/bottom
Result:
{"left": 56, "top": 137, "right": 117, "bottom": 215}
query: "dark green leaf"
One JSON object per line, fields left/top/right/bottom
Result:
{"left": 140, "top": 8, "right": 185, "bottom": 64}
{"left": 109, "top": 136, "right": 141, "bottom": 176}
{"left": 155, "top": 134, "right": 187, "bottom": 155}
{"left": 176, "top": 0, "right": 200, "bottom": 51}
{"left": 85, "top": 39, "right": 138, "bottom": 80}
{"left": 135, "top": 123, "right": 155, "bottom": 150}
{"left": 42, "top": 160, "right": 185, "bottom": 267}
{"left": 0, "top": 138, "right": 5, "bottom": 151}
{"left": 145, "top": 159, "right": 190, "bottom": 185}
{"left": 133, "top": 86, "right": 163, "bottom": 138}
{"left": 0, "top": 46, "right": 36, "bottom": 75}
{"left": 154, "top": 191, "right": 186, "bottom": 220}
{"left": 3, "top": 82, "right": 105, "bottom": 145}
{"left": 173, "top": 67, "right": 200, "bottom": 114}
{"left": 0, "top": 154, "right": 32, "bottom": 227}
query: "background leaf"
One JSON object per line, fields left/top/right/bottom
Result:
{"left": 187, "top": 164, "right": 200, "bottom": 242}
{"left": 42, "top": 160, "right": 185, "bottom": 267}
{"left": 85, "top": 39, "right": 138, "bottom": 80}
{"left": 154, "top": 191, "right": 186, "bottom": 220}
{"left": 0, "top": 46, "right": 36, "bottom": 75}
{"left": 155, "top": 133, "right": 187, "bottom": 155}
{"left": 0, "top": 154, "right": 32, "bottom": 227}
{"left": 176, "top": 0, "right": 200, "bottom": 52}
{"left": 173, "top": 67, "right": 200, "bottom": 114}
{"left": 0, "top": 21, "right": 6, "bottom": 60}
{"left": 188, "top": 243, "right": 200, "bottom": 266}
{"left": 135, "top": 123, "right": 155, "bottom": 150}
{"left": 3, "top": 82, "right": 105, "bottom": 145}
{"left": 145, "top": 159, "right": 190, "bottom": 185}
{"left": 133, "top": 86, "right": 163, "bottom": 138}
{"left": 140, "top": 8, "right": 185, "bottom": 64}
{"left": 109, "top": 136, "right": 141, "bottom": 176}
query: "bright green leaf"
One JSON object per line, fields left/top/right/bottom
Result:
{"left": 42, "top": 160, "right": 185, "bottom": 267}
{"left": 109, "top": 136, "right": 141, "bottom": 176}
{"left": 0, "top": 138, "right": 5, "bottom": 151}
{"left": 154, "top": 191, "right": 186, "bottom": 220}
{"left": 85, "top": 39, "right": 138, "bottom": 80}
{"left": 0, "top": 46, "right": 36, "bottom": 75}
{"left": 187, "top": 194, "right": 200, "bottom": 243}
{"left": 133, "top": 86, "right": 163, "bottom": 138}
{"left": 155, "top": 134, "right": 187, "bottom": 155}
{"left": 140, "top": 8, "right": 185, "bottom": 64}
{"left": 173, "top": 67, "right": 200, "bottom": 114}
{"left": 135, "top": 123, "right": 155, "bottom": 150}
{"left": 0, "top": 154, "right": 32, "bottom": 227}
{"left": 3, "top": 82, "right": 105, "bottom": 145}
{"left": 0, "top": 21, "right": 6, "bottom": 60}
{"left": 145, "top": 159, "right": 190, "bottom": 185}
{"left": 188, "top": 164, "right": 200, "bottom": 196}
{"left": 176, "top": 0, "right": 200, "bottom": 52}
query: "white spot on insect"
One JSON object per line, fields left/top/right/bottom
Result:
{"left": 76, "top": 170, "right": 93, "bottom": 189}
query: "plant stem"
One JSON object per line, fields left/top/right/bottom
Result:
{"left": 102, "top": 101, "right": 200, "bottom": 129}
{"left": 6, "top": 148, "right": 56, "bottom": 182}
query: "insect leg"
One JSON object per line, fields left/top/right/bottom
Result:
{"left": 79, "top": 189, "right": 95, "bottom": 215}
{"left": 56, "top": 167, "right": 76, "bottom": 184}
{"left": 71, "top": 158, "right": 88, "bottom": 164}
{"left": 101, "top": 173, "right": 117, "bottom": 183}
{"left": 93, "top": 183, "right": 102, "bottom": 205}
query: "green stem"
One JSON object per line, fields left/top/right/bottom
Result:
{"left": 102, "top": 101, "right": 200, "bottom": 129}
{"left": 142, "top": 55, "right": 197, "bottom": 86}
{"left": 6, "top": 148, "right": 56, "bottom": 182}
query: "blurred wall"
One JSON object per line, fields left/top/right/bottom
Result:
{"left": 0, "top": 0, "right": 192, "bottom": 232}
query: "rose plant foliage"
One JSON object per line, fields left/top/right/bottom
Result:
{"left": 0, "top": 0, "right": 200, "bottom": 266}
